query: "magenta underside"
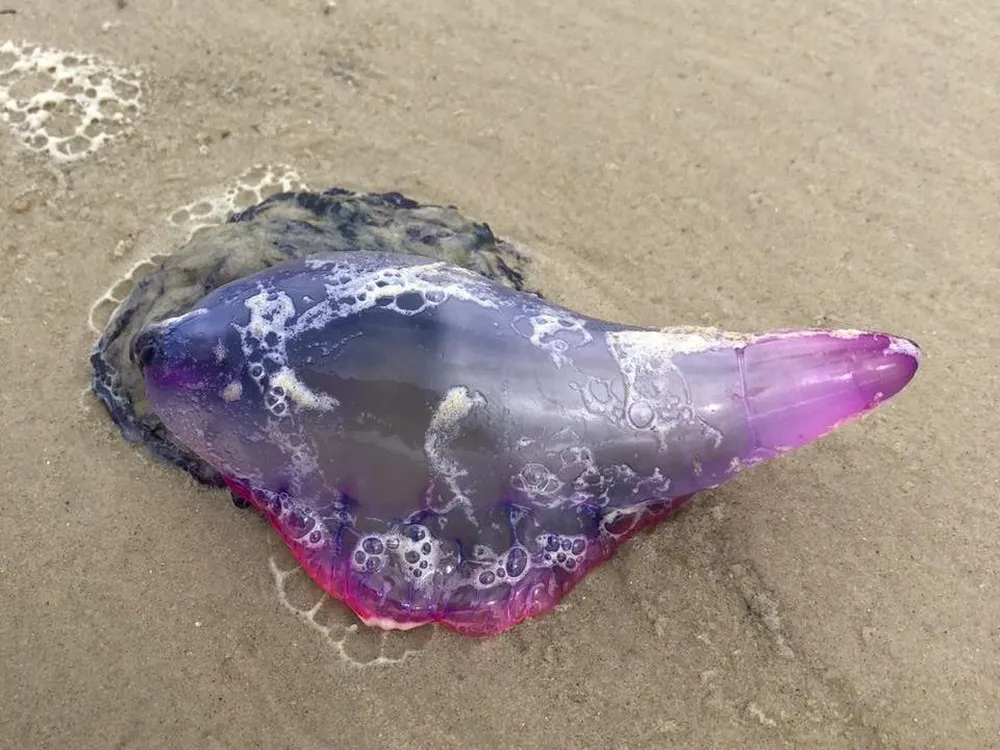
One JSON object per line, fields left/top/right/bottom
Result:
{"left": 135, "top": 252, "right": 921, "bottom": 636}
{"left": 224, "top": 475, "right": 694, "bottom": 636}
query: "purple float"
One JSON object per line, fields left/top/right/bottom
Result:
{"left": 130, "top": 249, "right": 920, "bottom": 636}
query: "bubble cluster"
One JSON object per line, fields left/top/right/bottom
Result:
{"left": 256, "top": 488, "right": 331, "bottom": 551}
{"left": 574, "top": 463, "right": 671, "bottom": 509}
{"left": 326, "top": 264, "right": 446, "bottom": 317}
{"left": 168, "top": 163, "right": 307, "bottom": 238}
{"left": 510, "top": 461, "right": 564, "bottom": 500}
{"left": 509, "top": 429, "right": 671, "bottom": 509}
{"left": 288, "top": 255, "right": 504, "bottom": 339}
{"left": 260, "top": 442, "right": 679, "bottom": 633}
{"left": 328, "top": 474, "right": 677, "bottom": 627}
{"left": 510, "top": 311, "right": 593, "bottom": 367}
{"left": 351, "top": 524, "right": 444, "bottom": 586}
{"left": 569, "top": 375, "right": 626, "bottom": 423}
{"left": 537, "top": 533, "right": 589, "bottom": 572}
{"left": 0, "top": 40, "right": 142, "bottom": 162}
{"left": 471, "top": 545, "right": 530, "bottom": 589}
{"left": 589, "top": 330, "right": 725, "bottom": 449}
{"left": 237, "top": 289, "right": 338, "bottom": 418}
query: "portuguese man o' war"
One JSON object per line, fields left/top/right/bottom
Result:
{"left": 124, "top": 246, "right": 920, "bottom": 636}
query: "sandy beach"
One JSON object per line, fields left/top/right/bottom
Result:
{"left": 1, "top": 1, "right": 998, "bottom": 748}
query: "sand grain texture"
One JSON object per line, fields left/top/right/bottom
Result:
{"left": 1, "top": 1, "right": 997, "bottom": 748}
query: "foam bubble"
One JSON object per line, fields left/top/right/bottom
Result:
{"left": 0, "top": 40, "right": 143, "bottom": 162}
{"left": 351, "top": 524, "right": 444, "bottom": 587}
{"left": 256, "top": 488, "right": 331, "bottom": 550}
{"left": 602, "top": 330, "right": 725, "bottom": 450}
{"left": 510, "top": 461, "right": 564, "bottom": 499}
{"left": 292, "top": 256, "right": 504, "bottom": 335}
{"left": 167, "top": 163, "right": 308, "bottom": 238}
{"left": 510, "top": 429, "right": 671, "bottom": 510}
{"left": 537, "top": 533, "right": 589, "bottom": 571}
{"left": 510, "top": 311, "right": 592, "bottom": 367}
{"left": 235, "top": 289, "right": 340, "bottom": 419}
{"left": 423, "top": 386, "right": 486, "bottom": 518}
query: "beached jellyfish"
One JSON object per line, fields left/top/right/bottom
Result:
{"left": 108, "top": 238, "right": 920, "bottom": 636}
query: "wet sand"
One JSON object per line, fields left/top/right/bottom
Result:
{"left": 1, "top": 1, "right": 998, "bottom": 748}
